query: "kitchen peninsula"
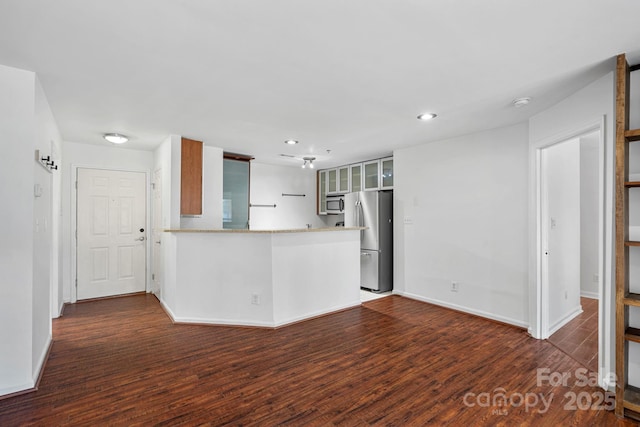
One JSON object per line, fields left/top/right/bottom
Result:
{"left": 161, "top": 227, "right": 363, "bottom": 327}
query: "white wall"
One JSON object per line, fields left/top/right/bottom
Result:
{"left": 34, "top": 78, "right": 63, "bottom": 318}
{"left": 0, "top": 64, "right": 61, "bottom": 396}
{"left": 161, "top": 230, "right": 361, "bottom": 327}
{"left": 32, "top": 76, "right": 63, "bottom": 380}
{"left": 529, "top": 70, "right": 614, "bottom": 385}
{"left": 62, "top": 141, "right": 154, "bottom": 302}
{"left": 0, "top": 64, "right": 36, "bottom": 396}
{"left": 394, "top": 123, "right": 529, "bottom": 327}
{"left": 250, "top": 162, "right": 332, "bottom": 230}
{"left": 154, "top": 135, "right": 180, "bottom": 229}
{"left": 543, "top": 138, "right": 581, "bottom": 333}
{"left": 580, "top": 133, "right": 600, "bottom": 298}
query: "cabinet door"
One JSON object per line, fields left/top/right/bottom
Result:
{"left": 380, "top": 157, "right": 394, "bottom": 189}
{"left": 318, "top": 170, "right": 327, "bottom": 215}
{"left": 180, "top": 137, "right": 203, "bottom": 215}
{"left": 338, "top": 166, "right": 350, "bottom": 193}
{"left": 328, "top": 169, "right": 338, "bottom": 194}
{"left": 363, "top": 160, "right": 379, "bottom": 191}
{"left": 350, "top": 163, "right": 362, "bottom": 192}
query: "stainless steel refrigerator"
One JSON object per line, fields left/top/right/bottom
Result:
{"left": 344, "top": 191, "right": 393, "bottom": 292}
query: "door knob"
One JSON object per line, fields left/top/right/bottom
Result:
{"left": 137, "top": 236, "right": 145, "bottom": 241}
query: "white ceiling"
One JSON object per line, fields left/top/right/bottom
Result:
{"left": 1, "top": 0, "right": 640, "bottom": 168}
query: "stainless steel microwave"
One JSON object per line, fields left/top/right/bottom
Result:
{"left": 326, "top": 195, "right": 345, "bottom": 214}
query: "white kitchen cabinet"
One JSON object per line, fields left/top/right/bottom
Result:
{"left": 363, "top": 160, "right": 380, "bottom": 191}
{"left": 327, "top": 168, "right": 338, "bottom": 194}
{"left": 350, "top": 163, "right": 362, "bottom": 192}
{"left": 380, "top": 157, "right": 394, "bottom": 190}
{"left": 338, "top": 166, "right": 350, "bottom": 194}
{"left": 318, "top": 170, "right": 327, "bottom": 215}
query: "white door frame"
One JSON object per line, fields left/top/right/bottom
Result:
{"left": 529, "top": 116, "right": 606, "bottom": 381}
{"left": 71, "top": 165, "right": 150, "bottom": 303}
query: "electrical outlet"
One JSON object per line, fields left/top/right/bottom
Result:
{"left": 451, "top": 282, "right": 459, "bottom": 292}
{"left": 251, "top": 293, "right": 260, "bottom": 305}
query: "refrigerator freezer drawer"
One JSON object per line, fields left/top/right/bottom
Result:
{"left": 360, "top": 250, "right": 380, "bottom": 291}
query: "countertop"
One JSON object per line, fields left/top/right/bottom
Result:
{"left": 163, "top": 226, "right": 365, "bottom": 234}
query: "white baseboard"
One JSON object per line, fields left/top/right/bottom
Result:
{"left": 273, "top": 301, "right": 361, "bottom": 328}
{"left": 548, "top": 306, "right": 583, "bottom": 336}
{"left": 1, "top": 334, "right": 52, "bottom": 398}
{"left": 395, "top": 291, "right": 529, "bottom": 329}
{"left": 580, "top": 290, "right": 599, "bottom": 299}
{"left": 159, "top": 298, "right": 360, "bottom": 328}
{"left": 33, "top": 334, "right": 52, "bottom": 385}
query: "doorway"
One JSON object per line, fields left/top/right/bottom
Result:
{"left": 152, "top": 168, "right": 162, "bottom": 296}
{"left": 76, "top": 168, "right": 147, "bottom": 300}
{"left": 535, "top": 126, "right": 603, "bottom": 373}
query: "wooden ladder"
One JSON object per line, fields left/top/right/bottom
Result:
{"left": 615, "top": 52, "right": 640, "bottom": 419}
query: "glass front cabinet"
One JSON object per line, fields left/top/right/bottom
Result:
{"left": 380, "top": 157, "right": 394, "bottom": 190}
{"left": 350, "top": 163, "right": 362, "bottom": 192}
{"left": 338, "top": 166, "right": 350, "bottom": 194}
{"left": 317, "top": 157, "right": 392, "bottom": 215}
{"left": 327, "top": 169, "right": 338, "bottom": 194}
{"left": 363, "top": 160, "right": 380, "bottom": 191}
{"left": 318, "top": 170, "right": 327, "bottom": 214}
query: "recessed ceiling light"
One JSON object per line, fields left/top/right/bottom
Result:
{"left": 104, "top": 133, "right": 128, "bottom": 144}
{"left": 417, "top": 113, "right": 437, "bottom": 121}
{"left": 512, "top": 97, "right": 532, "bottom": 108}
{"left": 284, "top": 139, "right": 299, "bottom": 145}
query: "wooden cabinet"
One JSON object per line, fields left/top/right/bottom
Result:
{"left": 380, "top": 157, "right": 394, "bottom": 190}
{"left": 180, "top": 137, "right": 203, "bottom": 215}
{"left": 350, "top": 163, "right": 362, "bottom": 192}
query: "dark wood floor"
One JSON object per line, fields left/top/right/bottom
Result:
{"left": 0, "top": 294, "right": 635, "bottom": 426}
{"left": 548, "top": 297, "right": 598, "bottom": 373}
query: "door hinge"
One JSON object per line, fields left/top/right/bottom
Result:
{"left": 75, "top": 278, "right": 77, "bottom": 288}
{"left": 152, "top": 273, "right": 155, "bottom": 280}
{"left": 75, "top": 230, "right": 77, "bottom": 239}
{"left": 75, "top": 181, "right": 77, "bottom": 189}
{"left": 151, "top": 182, "right": 156, "bottom": 190}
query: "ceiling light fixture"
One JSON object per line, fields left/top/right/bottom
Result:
{"left": 417, "top": 112, "right": 437, "bottom": 121}
{"left": 302, "top": 156, "right": 315, "bottom": 169}
{"left": 285, "top": 139, "right": 299, "bottom": 145}
{"left": 104, "top": 133, "right": 128, "bottom": 144}
{"left": 512, "top": 97, "right": 532, "bottom": 108}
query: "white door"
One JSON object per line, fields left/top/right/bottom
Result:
{"left": 151, "top": 169, "right": 162, "bottom": 295}
{"left": 540, "top": 139, "right": 581, "bottom": 335}
{"left": 77, "top": 168, "right": 147, "bottom": 300}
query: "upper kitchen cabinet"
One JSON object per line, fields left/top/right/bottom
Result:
{"left": 363, "top": 160, "right": 380, "bottom": 191}
{"left": 338, "top": 166, "right": 350, "bottom": 193}
{"left": 317, "top": 170, "right": 327, "bottom": 215}
{"left": 350, "top": 163, "right": 362, "bottom": 192}
{"left": 180, "top": 137, "right": 203, "bottom": 215}
{"left": 380, "top": 157, "right": 394, "bottom": 190}
{"left": 327, "top": 168, "right": 338, "bottom": 194}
